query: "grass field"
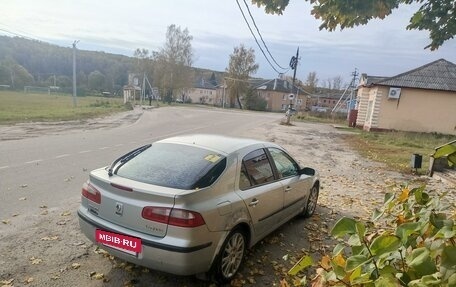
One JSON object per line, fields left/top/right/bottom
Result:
{"left": 0, "top": 91, "right": 130, "bottom": 124}
{"left": 293, "top": 112, "right": 454, "bottom": 174}
{"left": 343, "top": 129, "right": 454, "bottom": 174}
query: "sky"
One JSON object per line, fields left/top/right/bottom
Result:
{"left": 1, "top": 0, "right": 455, "bottom": 85}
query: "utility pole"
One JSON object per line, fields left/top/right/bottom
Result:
{"left": 72, "top": 40, "right": 79, "bottom": 107}
{"left": 222, "top": 78, "right": 227, "bottom": 109}
{"left": 286, "top": 47, "right": 299, "bottom": 125}
{"left": 348, "top": 69, "right": 359, "bottom": 111}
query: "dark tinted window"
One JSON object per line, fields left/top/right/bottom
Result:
{"left": 116, "top": 143, "right": 225, "bottom": 189}
{"left": 268, "top": 148, "right": 299, "bottom": 178}
{"left": 240, "top": 149, "right": 274, "bottom": 189}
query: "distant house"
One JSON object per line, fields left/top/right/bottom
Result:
{"left": 123, "top": 73, "right": 141, "bottom": 104}
{"left": 307, "top": 89, "right": 349, "bottom": 113}
{"left": 356, "top": 59, "right": 456, "bottom": 135}
{"left": 186, "top": 77, "right": 217, "bottom": 104}
{"left": 249, "top": 78, "right": 308, "bottom": 112}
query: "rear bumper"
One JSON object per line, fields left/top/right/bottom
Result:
{"left": 78, "top": 208, "right": 221, "bottom": 275}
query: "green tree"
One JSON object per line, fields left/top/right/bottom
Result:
{"left": 0, "top": 64, "right": 11, "bottom": 85}
{"left": 209, "top": 72, "right": 218, "bottom": 86}
{"left": 44, "top": 75, "right": 72, "bottom": 88}
{"left": 251, "top": 0, "right": 456, "bottom": 50}
{"left": 57, "top": 75, "right": 72, "bottom": 88}
{"left": 133, "top": 48, "right": 154, "bottom": 77}
{"left": 226, "top": 44, "right": 259, "bottom": 109}
{"left": 0, "top": 57, "right": 33, "bottom": 89}
{"left": 304, "top": 71, "right": 318, "bottom": 93}
{"left": 152, "top": 24, "right": 194, "bottom": 100}
{"left": 88, "top": 70, "right": 105, "bottom": 91}
{"left": 244, "top": 89, "right": 267, "bottom": 111}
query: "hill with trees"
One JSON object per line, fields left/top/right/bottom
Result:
{"left": 0, "top": 35, "right": 225, "bottom": 96}
{"left": 0, "top": 36, "right": 135, "bottom": 95}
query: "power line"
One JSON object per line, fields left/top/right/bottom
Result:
{"left": 0, "top": 23, "right": 42, "bottom": 41}
{"left": 0, "top": 28, "right": 33, "bottom": 41}
{"left": 242, "top": 0, "right": 288, "bottom": 71}
{"left": 0, "top": 26, "right": 42, "bottom": 42}
{"left": 235, "top": 0, "right": 286, "bottom": 75}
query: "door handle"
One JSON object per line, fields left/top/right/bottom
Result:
{"left": 249, "top": 199, "right": 259, "bottom": 206}
{"left": 285, "top": 186, "right": 292, "bottom": 192}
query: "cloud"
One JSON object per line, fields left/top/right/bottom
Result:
{"left": 1, "top": 0, "right": 455, "bottom": 82}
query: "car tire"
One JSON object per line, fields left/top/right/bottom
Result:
{"left": 211, "top": 228, "right": 246, "bottom": 284}
{"left": 302, "top": 184, "right": 319, "bottom": 218}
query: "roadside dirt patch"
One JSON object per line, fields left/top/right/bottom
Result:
{"left": 0, "top": 108, "right": 143, "bottom": 141}
{"left": 0, "top": 112, "right": 454, "bottom": 287}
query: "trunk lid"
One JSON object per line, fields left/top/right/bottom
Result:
{"left": 88, "top": 168, "right": 182, "bottom": 238}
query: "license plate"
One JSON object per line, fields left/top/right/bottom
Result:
{"left": 95, "top": 229, "right": 142, "bottom": 255}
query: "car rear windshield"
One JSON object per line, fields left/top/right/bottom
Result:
{"left": 116, "top": 143, "right": 226, "bottom": 189}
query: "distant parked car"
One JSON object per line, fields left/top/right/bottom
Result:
{"left": 175, "top": 98, "right": 184, "bottom": 103}
{"left": 78, "top": 134, "right": 319, "bottom": 283}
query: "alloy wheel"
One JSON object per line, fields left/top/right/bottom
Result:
{"left": 307, "top": 186, "right": 318, "bottom": 215}
{"left": 220, "top": 232, "right": 245, "bottom": 278}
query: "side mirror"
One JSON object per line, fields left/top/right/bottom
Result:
{"left": 300, "top": 167, "right": 315, "bottom": 176}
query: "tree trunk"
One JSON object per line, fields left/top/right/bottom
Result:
{"left": 230, "top": 94, "right": 235, "bottom": 108}
{"left": 236, "top": 94, "right": 243, "bottom": 110}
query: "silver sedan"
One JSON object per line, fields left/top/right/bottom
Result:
{"left": 78, "top": 134, "right": 319, "bottom": 283}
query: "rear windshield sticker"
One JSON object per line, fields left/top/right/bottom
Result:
{"left": 204, "top": 154, "right": 221, "bottom": 163}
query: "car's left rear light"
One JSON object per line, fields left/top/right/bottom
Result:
{"left": 81, "top": 182, "right": 101, "bottom": 204}
{"left": 141, "top": 207, "right": 205, "bottom": 227}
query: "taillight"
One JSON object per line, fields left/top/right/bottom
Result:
{"left": 81, "top": 182, "right": 101, "bottom": 204}
{"left": 141, "top": 207, "right": 205, "bottom": 227}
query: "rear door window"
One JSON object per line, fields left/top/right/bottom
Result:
{"left": 116, "top": 143, "right": 225, "bottom": 189}
{"left": 240, "top": 149, "right": 275, "bottom": 189}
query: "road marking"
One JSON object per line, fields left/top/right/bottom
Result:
{"left": 55, "top": 154, "right": 70, "bottom": 159}
{"left": 0, "top": 165, "right": 9, "bottom": 170}
{"left": 114, "top": 144, "right": 124, "bottom": 147}
{"left": 25, "top": 159, "right": 43, "bottom": 164}
{"left": 79, "top": 150, "right": 92, "bottom": 154}
{"left": 99, "top": 146, "right": 110, "bottom": 150}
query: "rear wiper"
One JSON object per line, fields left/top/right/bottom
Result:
{"left": 108, "top": 144, "right": 152, "bottom": 176}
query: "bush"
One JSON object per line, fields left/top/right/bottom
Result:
{"left": 289, "top": 185, "right": 456, "bottom": 286}
{"left": 124, "top": 101, "right": 133, "bottom": 110}
{"left": 245, "top": 89, "right": 267, "bottom": 111}
{"left": 89, "top": 100, "right": 111, "bottom": 108}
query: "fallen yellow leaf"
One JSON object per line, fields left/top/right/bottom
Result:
{"left": 280, "top": 278, "right": 290, "bottom": 287}
{"left": 90, "top": 272, "right": 104, "bottom": 280}
{"left": 332, "top": 253, "right": 346, "bottom": 267}
{"left": 0, "top": 279, "right": 14, "bottom": 285}
{"left": 50, "top": 274, "right": 60, "bottom": 280}
{"left": 41, "top": 236, "right": 59, "bottom": 241}
{"left": 320, "top": 255, "right": 331, "bottom": 269}
{"left": 30, "top": 257, "right": 43, "bottom": 265}
{"left": 61, "top": 211, "right": 71, "bottom": 216}
{"left": 398, "top": 187, "right": 410, "bottom": 203}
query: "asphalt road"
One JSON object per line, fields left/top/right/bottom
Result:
{"left": 4, "top": 106, "right": 450, "bottom": 286}
{"left": 0, "top": 106, "right": 282, "bottom": 219}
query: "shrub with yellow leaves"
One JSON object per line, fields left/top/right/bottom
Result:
{"left": 290, "top": 185, "right": 456, "bottom": 286}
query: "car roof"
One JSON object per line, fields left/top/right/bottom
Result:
{"left": 156, "top": 134, "right": 270, "bottom": 155}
